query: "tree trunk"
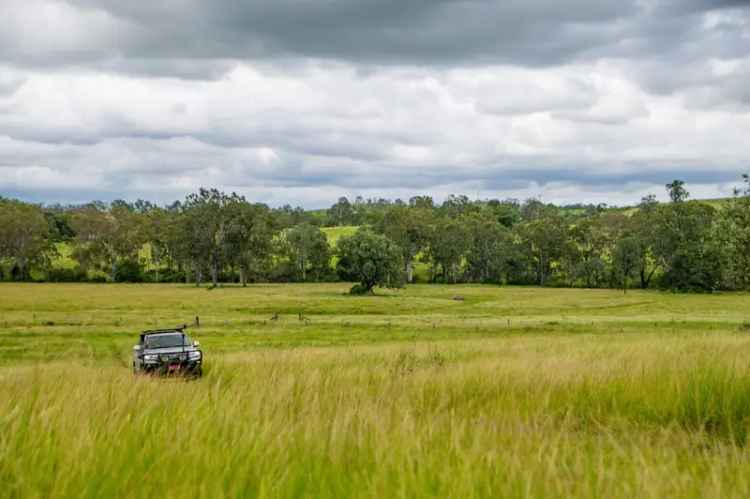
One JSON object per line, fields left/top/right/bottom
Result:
{"left": 195, "top": 267, "right": 202, "bottom": 287}
{"left": 539, "top": 254, "right": 546, "bottom": 286}
{"left": 640, "top": 267, "right": 656, "bottom": 289}
{"left": 20, "top": 258, "right": 28, "bottom": 281}
{"left": 240, "top": 267, "right": 247, "bottom": 287}
{"left": 14, "top": 258, "right": 28, "bottom": 282}
{"left": 111, "top": 261, "right": 117, "bottom": 283}
{"left": 211, "top": 262, "right": 218, "bottom": 287}
{"left": 406, "top": 261, "right": 414, "bottom": 283}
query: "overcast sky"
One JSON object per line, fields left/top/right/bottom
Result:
{"left": 1, "top": 0, "right": 749, "bottom": 208}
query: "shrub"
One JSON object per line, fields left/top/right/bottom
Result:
{"left": 114, "top": 260, "right": 144, "bottom": 283}
{"left": 155, "top": 268, "right": 187, "bottom": 283}
{"left": 47, "top": 266, "right": 87, "bottom": 283}
{"left": 349, "top": 283, "right": 370, "bottom": 295}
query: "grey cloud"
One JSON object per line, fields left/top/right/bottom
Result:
{"left": 550, "top": 107, "right": 650, "bottom": 125}
{"left": 476, "top": 166, "right": 741, "bottom": 191}
{"left": 1, "top": 0, "right": 749, "bottom": 208}
{"left": 617, "top": 5, "right": 750, "bottom": 106}
{"left": 0, "top": 76, "right": 25, "bottom": 96}
{"left": 2, "top": 144, "right": 741, "bottom": 207}
{"left": 0, "top": 0, "right": 666, "bottom": 76}
{"left": 476, "top": 80, "right": 596, "bottom": 116}
{"left": 658, "top": 0, "right": 750, "bottom": 15}
{"left": 634, "top": 52, "right": 750, "bottom": 109}
{"left": 95, "top": 59, "right": 240, "bottom": 81}
{"left": 1, "top": 0, "right": 745, "bottom": 86}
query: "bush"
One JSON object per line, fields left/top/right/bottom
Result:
{"left": 658, "top": 248, "right": 722, "bottom": 292}
{"left": 47, "top": 267, "right": 87, "bottom": 283}
{"left": 114, "top": 260, "right": 144, "bottom": 282}
{"left": 349, "top": 283, "right": 370, "bottom": 295}
{"left": 154, "top": 268, "right": 187, "bottom": 283}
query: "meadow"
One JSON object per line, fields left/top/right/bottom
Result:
{"left": 2, "top": 283, "right": 750, "bottom": 497}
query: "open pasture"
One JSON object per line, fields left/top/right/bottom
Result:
{"left": 2, "top": 283, "right": 750, "bottom": 497}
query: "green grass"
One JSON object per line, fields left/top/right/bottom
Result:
{"left": 2, "top": 283, "right": 750, "bottom": 497}
{"left": 321, "top": 225, "right": 359, "bottom": 246}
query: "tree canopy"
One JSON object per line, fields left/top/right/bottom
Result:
{"left": 3, "top": 177, "right": 750, "bottom": 294}
{"left": 336, "top": 229, "right": 404, "bottom": 294}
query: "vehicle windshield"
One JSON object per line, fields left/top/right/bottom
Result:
{"left": 144, "top": 333, "right": 189, "bottom": 349}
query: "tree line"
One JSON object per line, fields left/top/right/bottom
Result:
{"left": 2, "top": 177, "right": 750, "bottom": 293}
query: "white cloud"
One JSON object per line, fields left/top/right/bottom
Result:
{"left": 0, "top": 0, "right": 749, "bottom": 206}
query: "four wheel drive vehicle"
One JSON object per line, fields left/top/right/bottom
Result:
{"left": 132, "top": 327, "right": 203, "bottom": 376}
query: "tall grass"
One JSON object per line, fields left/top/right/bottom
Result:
{"left": 3, "top": 337, "right": 750, "bottom": 498}
{"left": 3, "top": 283, "right": 750, "bottom": 497}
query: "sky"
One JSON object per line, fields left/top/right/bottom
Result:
{"left": 0, "top": 0, "right": 749, "bottom": 208}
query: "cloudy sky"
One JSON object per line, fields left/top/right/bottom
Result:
{"left": 1, "top": 0, "right": 749, "bottom": 207}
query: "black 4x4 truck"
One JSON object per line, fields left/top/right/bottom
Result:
{"left": 132, "top": 326, "right": 203, "bottom": 376}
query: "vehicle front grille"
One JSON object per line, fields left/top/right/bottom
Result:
{"left": 160, "top": 354, "right": 186, "bottom": 362}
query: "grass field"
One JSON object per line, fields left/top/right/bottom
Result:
{"left": 321, "top": 225, "right": 359, "bottom": 246}
{"left": 2, "top": 283, "right": 750, "bottom": 497}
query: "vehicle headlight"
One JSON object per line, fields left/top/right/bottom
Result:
{"left": 188, "top": 350, "right": 202, "bottom": 361}
{"left": 144, "top": 354, "right": 158, "bottom": 361}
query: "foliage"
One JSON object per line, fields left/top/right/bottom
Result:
{"left": 180, "top": 189, "right": 239, "bottom": 287}
{"left": 517, "top": 205, "right": 568, "bottom": 286}
{"left": 376, "top": 205, "right": 432, "bottom": 282}
{"left": 5, "top": 177, "right": 750, "bottom": 292}
{"left": 113, "top": 259, "right": 145, "bottom": 283}
{"left": 613, "top": 236, "right": 640, "bottom": 292}
{"left": 69, "top": 201, "right": 147, "bottom": 282}
{"left": 46, "top": 266, "right": 88, "bottom": 282}
{"left": 223, "top": 200, "right": 275, "bottom": 286}
{"left": 0, "top": 199, "right": 55, "bottom": 281}
{"left": 279, "top": 223, "right": 331, "bottom": 282}
{"left": 717, "top": 174, "right": 750, "bottom": 290}
{"left": 666, "top": 179, "right": 690, "bottom": 203}
{"left": 425, "top": 217, "right": 470, "bottom": 283}
{"left": 336, "top": 229, "right": 404, "bottom": 293}
{"left": 463, "top": 212, "right": 513, "bottom": 283}
{"left": 652, "top": 200, "right": 721, "bottom": 291}
{"left": 326, "top": 196, "right": 355, "bottom": 226}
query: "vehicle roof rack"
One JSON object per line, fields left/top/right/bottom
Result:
{"left": 141, "top": 324, "right": 189, "bottom": 335}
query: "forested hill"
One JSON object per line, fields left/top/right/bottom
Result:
{"left": 1, "top": 179, "right": 748, "bottom": 292}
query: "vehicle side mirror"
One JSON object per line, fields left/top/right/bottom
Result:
{"left": 133, "top": 345, "right": 142, "bottom": 351}
{"left": 193, "top": 341, "right": 200, "bottom": 347}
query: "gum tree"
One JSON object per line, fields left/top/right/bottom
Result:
{"left": 336, "top": 229, "right": 404, "bottom": 294}
{"left": 0, "top": 199, "right": 54, "bottom": 280}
